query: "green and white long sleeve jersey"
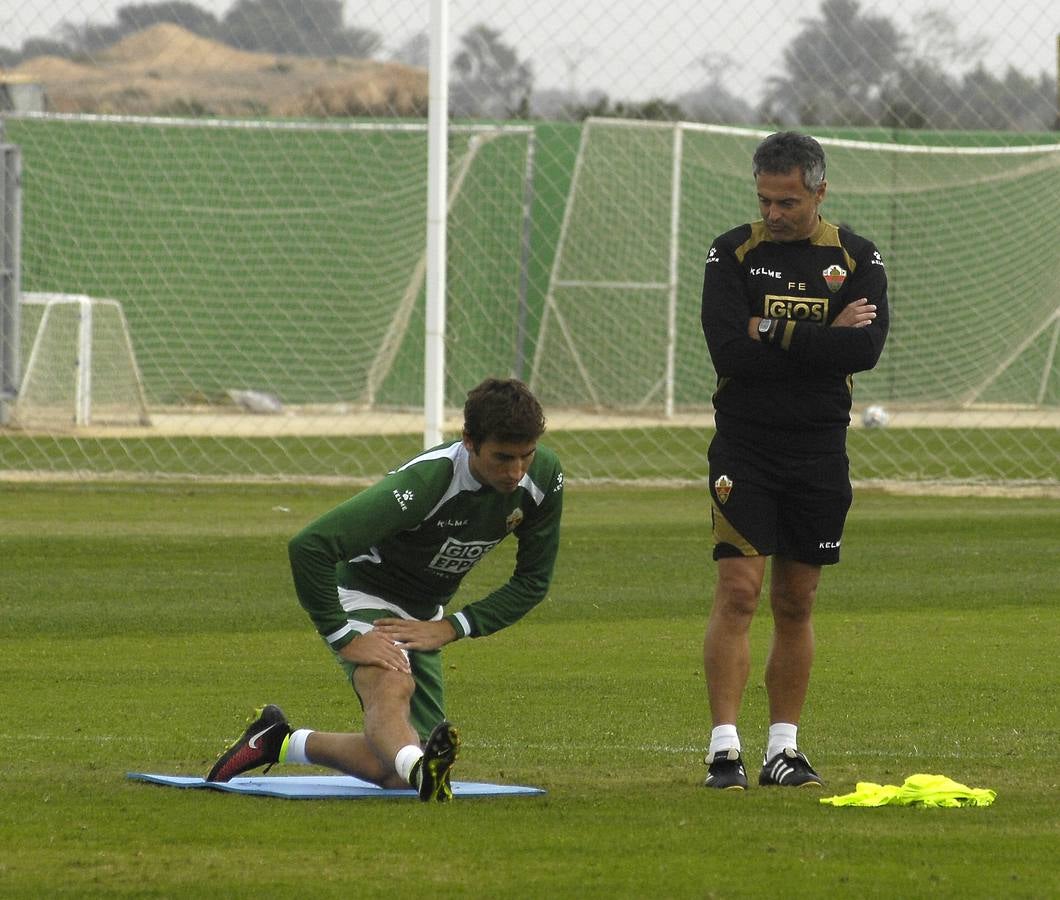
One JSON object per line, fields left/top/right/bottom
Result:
{"left": 288, "top": 440, "right": 564, "bottom": 649}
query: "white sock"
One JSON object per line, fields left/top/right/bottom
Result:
{"left": 395, "top": 744, "right": 424, "bottom": 785}
{"left": 708, "top": 724, "right": 741, "bottom": 757}
{"left": 767, "top": 722, "right": 798, "bottom": 760}
{"left": 281, "top": 728, "right": 314, "bottom": 765}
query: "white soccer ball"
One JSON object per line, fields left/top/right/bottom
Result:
{"left": 861, "top": 405, "right": 890, "bottom": 428}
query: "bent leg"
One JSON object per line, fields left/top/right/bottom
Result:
{"left": 305, "top": 666, "right": 420, "bottom": 788}
{"left": 704, "top": 555, "right": 767, "bottom": 725}
{"left": 304, "top": 732, "right": 395, "bottom": 785}
{"left": 764, "top": 556, "right": 821, "bottom": 725}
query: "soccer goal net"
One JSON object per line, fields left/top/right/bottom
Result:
{"left": 0, "top": 112, "right": 1056, "bottom": 487}
{"left": 2, "top": 113, "right": 534, "bottom": 415}
{"left": 524, "top": 119, "right": 1058, "bottom": 487}
{"left": 532, "top": 118, "right": 1060, "bottom": 416}
{"left": 13, "top": 292, "right": 150, "bottom": 428}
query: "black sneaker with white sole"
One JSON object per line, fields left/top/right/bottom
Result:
{"left": 413, "top": 719, "right": 461, "bottom": 802}
{"left": 758, "top": 748, "right": 823, "bottom": 787}
{"left": 207, "top": 704, "right": 291, "bottom": 782}
{"left": 703, "top": 747, "right": 748, "bottom": 791}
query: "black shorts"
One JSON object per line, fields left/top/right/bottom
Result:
{"left": 707, "top": 431, "right": 853, "bottom": 566}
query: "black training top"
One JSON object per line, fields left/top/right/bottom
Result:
{"left": 701, "top": 217, "right": 889, "bottom": 453}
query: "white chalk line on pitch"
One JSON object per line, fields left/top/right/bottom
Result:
{"left": 7, "top": 734, "right": 974, "bottom": 760}
{"left": 4, "top": 733, "right": 970, "bottom": 754}
{"left": 359, "top": 736, "right": 973, "bottom": 760}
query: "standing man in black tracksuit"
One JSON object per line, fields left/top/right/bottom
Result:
{"left": 699, "top": 132, "right": 889, "bottom": 791}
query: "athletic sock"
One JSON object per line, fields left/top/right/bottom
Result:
{"left": 395, "top": 744, "right": 424, "bottom": 786}
{"left": 280, "top": 728, "right": 313, "bottom": 765}
{"left": 708, "top": 724, "right": 741, "bottom": 757}
{"left": 766, "top": 722, "right": 798, "bottom": 761}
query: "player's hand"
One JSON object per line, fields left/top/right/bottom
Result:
{"left": 832, "top": 297, "right": 876, "bottom": 328}
{"left": 372, "top": 617, "right": 459, "bottom": 652}
{"left": 337, "top": 630, "right": 412, "bottom": 673}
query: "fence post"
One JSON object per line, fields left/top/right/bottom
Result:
{"left": 0, "top": 142, "right": 22, "bottom": 426}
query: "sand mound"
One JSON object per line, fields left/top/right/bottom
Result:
{"left": 280, "top": 62, "right": 428, "bottom": 117}
{"left": 10, "top": 55, "right": 98, "bottom": 82}
{"left": 8, "top": 23, "right": 428, "bottom": 117}
{"left": 97, "top": 22, "right": 272, "bottom": 72}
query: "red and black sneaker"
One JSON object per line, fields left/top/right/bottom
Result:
{"left": 206, "top": 704, "right": 290, "bottom": 782}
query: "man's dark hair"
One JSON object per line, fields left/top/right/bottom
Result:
{"left": 463, "top": 378, "right": 546, "bottom": 448}
{"left": 752, "top": 131, "right": 826, "bottom": 192}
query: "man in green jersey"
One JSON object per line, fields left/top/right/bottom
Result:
{"left": 207, "top": 378, "right": 563, "bottom": 801}
{"left": 699, "top": 132, "right": 888, "bottom": 790}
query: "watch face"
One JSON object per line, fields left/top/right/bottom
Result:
{"left": 758, "top": 318, "right": 772, "bottom": 333}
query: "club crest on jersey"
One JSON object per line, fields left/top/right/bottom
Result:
{"left": 714, "top": 475, "right": 733, "bottom": 505}
{"left": 822, "top": 264, "right": 847, "bottom": 293}
{"left": 505, "top": 508, "right": 524, "bottom": 533}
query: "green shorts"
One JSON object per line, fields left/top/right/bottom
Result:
{"left": 328, "top": 607, "right": 445, "bottom": 741}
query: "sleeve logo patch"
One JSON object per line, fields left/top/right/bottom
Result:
{"left": 392, "top": 489, "right": 414, "bottom": 511}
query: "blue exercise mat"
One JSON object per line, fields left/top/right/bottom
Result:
{"left": 128, "top": 772, "right": 545, "bottom": 799}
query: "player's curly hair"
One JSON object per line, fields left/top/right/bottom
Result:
{"left": 463, "top": 378, "right": 546, "bottom": 449}
{"left": 753, "top": 131, "right": 826, "bottom": 192}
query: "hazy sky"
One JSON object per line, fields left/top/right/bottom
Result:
{"left": 1, "top": 0, "right": 1056, "bottom": 103}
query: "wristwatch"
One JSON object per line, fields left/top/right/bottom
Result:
{"left": 757, "top": 318, "right": 775, "bottom": 341}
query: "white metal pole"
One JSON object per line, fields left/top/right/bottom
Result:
{"left": 76, "top": 296, "right": 93, "bottom": 425}
{"left": 424, "top": 0, "right": 449, "bottom": 448}
{"left": 0, "top": 145, "right": 21, "bottom": 425}
{"left": 665, "top": 123, "right": 684, "bottom": 419}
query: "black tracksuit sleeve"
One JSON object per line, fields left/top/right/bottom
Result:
{"left": 777, "top": 243, "right": 889, "bottom": 374}
{"left": 701, "top": 241, "right": 807, "bottom": 380}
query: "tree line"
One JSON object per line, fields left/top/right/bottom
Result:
{"left": 1, "top": 0, "right": 1055, "bottom": 131}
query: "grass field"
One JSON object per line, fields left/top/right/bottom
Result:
{"left": 1, "top": 482, "right": 1057, "bottom": 898}
{"left": 2, "top": 425, "right": 1059, "bottom": 483}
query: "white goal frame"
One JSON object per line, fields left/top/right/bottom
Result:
{"left": 4, "top": 112, "right": 537, "bottom": 435}
{"left": 533, "top": 118, "right": 1060, "bottom": 418}
{"left": 532, "top": 119, "right": 685, "bottom": 417}
{"left": 0, "top": 142, "right": 19, "bottom": 425}
{"left": 15, "top": 292, "right": 150, "bottom": 427}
